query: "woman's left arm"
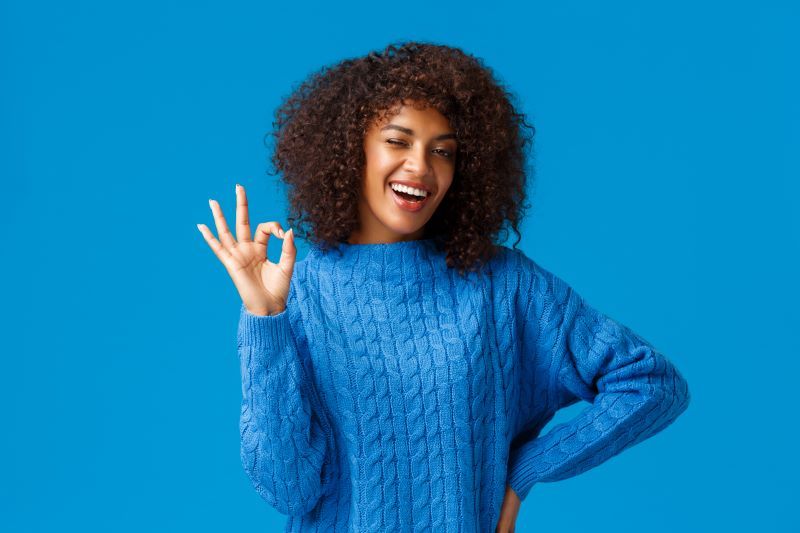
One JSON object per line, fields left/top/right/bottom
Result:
{"left": 507, "top": 262, "right": 691, "bottom": 502}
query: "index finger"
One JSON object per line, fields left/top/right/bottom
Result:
{"left": 236, "top": 183, "right": 252, "bottom": 243}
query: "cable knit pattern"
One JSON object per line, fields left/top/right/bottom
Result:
{"left": 236, "top": 238, "right": 690, "bottom": 532}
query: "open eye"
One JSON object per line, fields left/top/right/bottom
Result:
{"left": 434, "top": 148, "right": 454, "bottom": 159}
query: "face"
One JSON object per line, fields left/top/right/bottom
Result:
{"left": 348, "top": 100, "right": 457, "bottom": 244}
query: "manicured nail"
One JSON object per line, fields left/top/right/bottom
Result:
{"left": 196, "top": 223, "right": 202, "bottom": 231}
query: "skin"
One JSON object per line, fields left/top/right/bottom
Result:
{"left": 198, "top": 188, "right": 296, "bottom": 317}
{"left": 197, "top": 101, "right": 522, "bottom": 530}
{"left": 348, "top": 100, "right": 458, "bottom": 244}
{"left": 497, "top": 485, "right": 522, "bottom": 533}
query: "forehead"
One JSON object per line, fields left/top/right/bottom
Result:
{"left": 369, "top": 102, "right": 453, "bottom": 134}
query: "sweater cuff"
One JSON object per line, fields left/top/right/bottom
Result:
{"left": 507, "top": 456, "right": 536, "bottom": 502}
{"left": 237, "top": 302, "right": 291, "bottom": 351}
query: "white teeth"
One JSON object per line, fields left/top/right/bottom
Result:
{"left": 390, "top": 183, "right": 428, "bottom": 198}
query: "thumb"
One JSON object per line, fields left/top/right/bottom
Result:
{"left": 278, "top": 228, "right": 296, "bottom": 276}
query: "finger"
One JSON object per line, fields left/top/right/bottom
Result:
{"left": 235, "top": 184, "right": 252, "bottom": 243}
{"left": 253, "top": 221, "right": 285, "bottom": 251}
{"left": 196, "top": 223, "right": 235, "bottom": 267}
{"left": 208, "top": 199, "right": 237, "bottom": 250}
{"left": 277, "top": 228, "right": 297, "bottom": 277}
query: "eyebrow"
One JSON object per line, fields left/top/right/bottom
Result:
{"left": 380, "top": 124, "right": 457, "bottom": 141}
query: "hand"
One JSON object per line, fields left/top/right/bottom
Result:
{"left": 495, "top": 485, "right": 521, "bottom": 533}
{"left": 197, "top": 183, "right": 296, "bottom": 316}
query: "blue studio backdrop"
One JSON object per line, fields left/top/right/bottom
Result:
{"left": 2, "top": 1, "right": 798, "bottom": 531}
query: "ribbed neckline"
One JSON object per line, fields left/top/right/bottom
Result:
{"left": 306, "top": 237, "right": 447, "bottom": 282}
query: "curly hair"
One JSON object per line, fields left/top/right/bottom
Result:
{"left": 265, "top": 40, "right": 536, "bottom": 277}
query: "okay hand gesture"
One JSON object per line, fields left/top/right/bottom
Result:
{"left": 197, "top": 184, "right": 295, "bottom": 316}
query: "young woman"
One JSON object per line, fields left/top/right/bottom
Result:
{"left": 197, "top": 41, "right": 690, "bottom": 533}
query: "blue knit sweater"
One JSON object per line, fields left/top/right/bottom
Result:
{"left": 236, "top": 238, "right": 690, "bottom": 531}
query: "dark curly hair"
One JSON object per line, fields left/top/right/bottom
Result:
{"left": 265, "top": 40, "right": 536, "bottom": 277}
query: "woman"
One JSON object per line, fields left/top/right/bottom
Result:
{"left": 197, "top": 41, "right": 690, "bottom": 532}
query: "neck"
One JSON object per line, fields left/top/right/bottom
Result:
{"left": 346, "top": 226, "right": 426, "bottom": 245}
{"left": 308, "top": 237, "right": 446, "bottom": 282}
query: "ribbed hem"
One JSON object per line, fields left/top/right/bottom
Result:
{"left": 237, "top": 302, "right": 291, "bottom": 350}
{"left": 507, "top": 458, "right": 536, "bottom": 502}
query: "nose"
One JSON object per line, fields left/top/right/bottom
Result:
{"left": 403, "top": 144, "right": 431, "bottom": 178}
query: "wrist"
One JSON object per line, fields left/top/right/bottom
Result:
{"left": 244, "top": 304, "right": 285, "bottom": 316}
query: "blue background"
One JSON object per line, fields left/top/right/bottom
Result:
{"left": 3, "top": 1, "right": 797, "bottom": 531}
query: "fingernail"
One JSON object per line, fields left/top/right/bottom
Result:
{"left": 208, "top": 198, "right": 213, "bottom": 207}
{"left": 279, "top": 229, "right": 284, "bottom": 237}
{"left": 236, "top": 183, "right": 240, "bottom": 192}
{"left": 196, "top": 223, "right": 202, "bottom": 231}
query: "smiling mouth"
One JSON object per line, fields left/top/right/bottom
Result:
{"left": 389, "top": 184, "right": 430, "bottom": 212}
{"left": 394, "top": 189, "right": 424, "bottom": 202}
{"left": 389, "top": 181, "right": 431, "bottom": 201}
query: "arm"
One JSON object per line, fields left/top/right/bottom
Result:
{"left": 237, "top": 290, "right": 336, "bottom": 516}
{"left": 506, "top": 257, "right": 691, "bottom": 502}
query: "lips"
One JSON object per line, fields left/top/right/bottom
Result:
{"left": 389, "top": 183, "right": 430, "bottom": 212}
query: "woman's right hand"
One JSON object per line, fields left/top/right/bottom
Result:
{"left": 197, "top": 183, "right": 296, "bottom": 316}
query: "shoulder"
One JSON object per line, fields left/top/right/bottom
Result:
{"left": 488, "top": 245, "right": 573, "bottom": 307}
{"left": 488, "top": 245, "right": 555, "bottom": 282}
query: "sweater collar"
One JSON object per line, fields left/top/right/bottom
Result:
{"left": 306, "top": 237, "right": 448, "bottom": 281}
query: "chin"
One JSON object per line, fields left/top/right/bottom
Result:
{"left": 375, "top": 223, "right": 422, "bottom": 240}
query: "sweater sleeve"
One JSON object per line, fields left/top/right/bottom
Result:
{"left": 506, "top": 256, "right": 691, "bottom": 502}
{"left": 237, "top": 288, "right": 336, "bottom": 516}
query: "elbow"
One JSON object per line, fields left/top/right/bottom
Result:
{"left": 252, "top": 479, "right": 322, "bottom": 517}
{"left": 671, "top": 367, "right": 691, "bottom": 419}
{"left": 649, "top": 358, "right": 691, "bottom": 427}
{"left": 664, "top": 353, "right": 690, "bottom": 416}
{"left": 240, "top": 448, "right": 324, "bottom": 517}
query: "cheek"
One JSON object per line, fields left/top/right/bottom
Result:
{"left": 435, "top": 168, "right": 455, "bottom": 195}
{"left": 364, "top": 155, "right": 399, "bottom": 193}
{"left": 367, "top": 151, "right": 397, "bottom": 175}
{"left": 362, "top": 161, "right": 391, "bottom": 199}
